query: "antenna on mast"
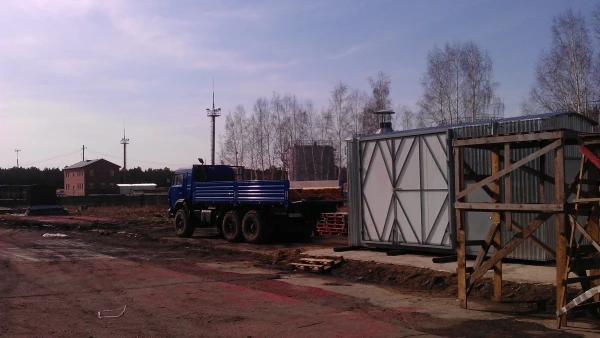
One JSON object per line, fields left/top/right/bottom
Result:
{"left": 206, "top": 78, "right": 221, "bottom": 165}
{"left": 120, "top": 129, "right": 129, "bottom": 183}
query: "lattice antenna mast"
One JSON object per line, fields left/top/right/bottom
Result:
{"left": 206, "top": 79, "right": 221, "bottom": 165}
{"left": 120, "top": 129, "right": 129, "bottom": 183}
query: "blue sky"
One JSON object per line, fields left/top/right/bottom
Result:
{"left": 1, "top": 0, "right": 598, "bottom": 169}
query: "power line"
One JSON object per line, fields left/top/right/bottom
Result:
{"left": 21, "top": 149, "right": 81, "bottom": 167}
{"left": 86, "top": 149, "right": 188, "bottom": 167}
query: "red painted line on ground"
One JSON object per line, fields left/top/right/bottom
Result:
{"left": 214, "top": 282, "right": 299, "bottom": 304}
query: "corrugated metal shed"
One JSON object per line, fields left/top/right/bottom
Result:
{"left": 347, "top": 112, "right": 597, "bottom": 261}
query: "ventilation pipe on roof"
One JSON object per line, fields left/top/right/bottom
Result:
{"left": 373, "top": 110, "right": 395, "bottom": 134}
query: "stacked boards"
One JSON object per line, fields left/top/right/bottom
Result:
{"left": 289, "top": 187, "right": 342, "bottom": 202}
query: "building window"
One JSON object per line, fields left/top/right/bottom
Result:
{"left": 101, "top": 183, "right": 106, "bottom": 189}
{"left": 65, "top": 171, "right": 68, "bottom": 178}
{"left": 89, "top": 169, "right": 94, "bottom": 176}
{"left": 110, "top": 170, "right": 115, "bottom": 177}
{"left": 66, "top": 184, "right": 69, "bottom": 190}
{"left": 110, "top": 183, "right": 115, "bottom": 188}
{"left": 89, "top": 183, "right": 95, "bottom": 189}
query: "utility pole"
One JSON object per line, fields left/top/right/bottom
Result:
{"left": 14, "top": 149, "right": 21, "bottom": 186}
{"left": 120, "top": 130, "right": 129, "bottom": 183}
{"left": 82, "top": 145, "right": 87, "bottom": 161}
{"left": 206, "top": 79, "right": 221, "bottom": 165}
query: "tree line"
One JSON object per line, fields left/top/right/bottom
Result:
{"left": 0, "top": 167, "right": 174, "bottom": 188}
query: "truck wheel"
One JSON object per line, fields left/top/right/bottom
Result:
{"left": 242, "top": 210, "right": 267, "bottom": 244}
{"left": 222, "top": 211, "right": 242, "bottom": 242}
{"left": 174, "top": 209, "right": 195, "bottom": 238}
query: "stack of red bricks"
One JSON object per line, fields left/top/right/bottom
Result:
{"left": 316, "top": 212, "right": 348, "bottom": 236}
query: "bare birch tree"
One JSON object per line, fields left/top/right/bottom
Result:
{"left": 361, "top": 71, "right": 392, "bottom": 133}
{"left": 328, "top": 82, "right": 351, "bottom": 179}
{"left": 397, "top": 104, "right": 415, "bottom": 130}
{"left": 523, "top": 9, "right": 597, "bottom": 116}
{"left": 418, "top": 41, "right": 503, "bottom": 126}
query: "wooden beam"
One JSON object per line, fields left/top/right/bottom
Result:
{"left": 468, "top": 213, "right": 553, "bottom": 286}
{"left": 454, "top": 146, "right": 467, "bottom": 309}
{"left": 498, "top": 154, "right": 554, "bottom": 184}
{"left": 504, "top": 143, "right": 512, "bottom": 232}
{"left": 454, "top": 202, "right": 563, "bottom": 212}
{"left": 453, "top": 130, "right": 565, "bottom": 147}
{"left": 569, "top": 216, "right": 600, "bottom": 253}
{"left": 456, "top": 140, "right": 561, "bottom": 199}
{"left": 463, "top": 162, "right": 497, "bottom": 200}
{"left": 491, "top": 147, "right": 502, "bottom": 302}
{"left": 588, "top": 162, "right": 600, "bottom": 311}
{"left": 580, "top": 145, "right": 600, "bottom": 170}
{"left": 470, "top": 222, "right": 500, "bottom": 278}
{"left": 457, "top": 229, "right": 467, "bottom": 309}
{"left": 539, "top": 154, "right": 546, "bottom": 204}
{"left": 511, "top": 219, "right": 556, "bottom": 258}
{"left": 555, "top": 143, "right": 567, "bottom": 328}
{"left": 572, "top": 197, "right": 600, "bottom": 203}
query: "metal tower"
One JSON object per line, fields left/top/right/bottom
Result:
{"left": 120, "top": 130, "right": 129, "bottom": 183}
{"left": 206, "top": 80, "right": 221, "bottom": 165}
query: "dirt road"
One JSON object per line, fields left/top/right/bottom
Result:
{"left": 0, "top": 223, "right": 589, "bottom": 337}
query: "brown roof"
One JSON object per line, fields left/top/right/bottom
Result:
{"left": 64, "top": 159, "right": 120, "bottom": 170}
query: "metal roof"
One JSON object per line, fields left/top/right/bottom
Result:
{"left": 353, "top": 111, "right": 598, "bottom": 140}
{"left": 63, "top": 158, "right": 120, "bottom": 170}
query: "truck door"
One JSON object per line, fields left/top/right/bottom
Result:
{"left": 168, "top": 173, "right": 184, "bottom": 208}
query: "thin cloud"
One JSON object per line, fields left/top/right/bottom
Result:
{"left": 326, "top": 42, "right": 371, "bottom": 60}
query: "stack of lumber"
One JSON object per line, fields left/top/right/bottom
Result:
{"left": 316, "top": 212, "right": 348, "bottom": 236}
{"left": 289, "top": 256, "right": 345, "bottom": 273}
{"left": 289, "top": 187, "right": 342, "bottom": 202}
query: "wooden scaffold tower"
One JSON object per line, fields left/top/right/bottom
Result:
{"left": 451, "top": 129, "right": 597, "bottom": 328}
{"left": 556, "top": 133, "right": 600, "bottom": 327}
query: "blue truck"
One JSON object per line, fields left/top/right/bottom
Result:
{"left": 167, "top": 163, "right": 343, "bottom": 243}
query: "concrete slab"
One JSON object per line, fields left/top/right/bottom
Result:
{"left": 304, "top": 249, "right": 559, "bottom": 286}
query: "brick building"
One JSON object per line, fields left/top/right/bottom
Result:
{"left": 63, "top": 159, "right": 120, "bottom": 196}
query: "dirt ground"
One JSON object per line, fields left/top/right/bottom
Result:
{"left": 1, "top": 205, "right": 599, "bottom": 337}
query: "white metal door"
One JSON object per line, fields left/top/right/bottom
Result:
{"left": 360, "top": 131, "right": 452, "bottom": 248}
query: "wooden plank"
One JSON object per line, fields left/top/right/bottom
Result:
{"left": 566, "top": 275, "right": 600, "bottom": 285}
{"left": 504, "top": 143, "right": 512, "bottom": 232}
{"left": 588, "top": 161, "right": 600, "bottom": 308}
{"left": 539, "top": 154, "right": 546, "bottom": 204}
{"left": 555, "top": 143, "right": 567, "bottom": 328}
{"left": 457, "top": 229, "right": 467, "bottom": 309}
{"left": 453, "top": 130, "right": 565, "bottom": 147}
{"left": 465, "top": 240, "right": 486, "bottom": 246}
{"left": 580, "top": 145, "right": 600, "bottom": 170}
{"left": 455, "top": 147, "right": 465, "bottom": 230}
{"left": 463, "top": 162, "right": 497, "bottom": 200}
{"left": 432, "top": 255, "right": 457, "bottom": 263}
{"left": 468, "top": 213, "right": 553, "bottom": 286}
{"left": 570, "top": 216, "right": 600, "bottom": 253}
{"left": 470, "top": 222, "right": 500, "bottom": 273}
{"left": 456, "top": 140, "right": 561, "bottom": 199}
{"left": 511, "top": 220, "right": 556, "bottom": 258}
{"left": 572, "top": 257, "right": 600, "bottom": 271}
{"left": 572, "top": 197, "right": 600, "bottom": 203}
{"left": 455, "top": 146, "right": 467, "bottom": 308}
{"left": 454, "top": 202, "right": 563, "bottom": 212}
{"left": 300, "top": 258, "right": 336, "bottom": 265}
{"left": 491, "top": 147, "right": 502, "bottom": 303}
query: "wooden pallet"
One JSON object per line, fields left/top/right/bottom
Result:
{"left": 289, "top": 256, "right": 344, "bottom": 273}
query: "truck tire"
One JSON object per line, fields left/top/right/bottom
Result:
{"left": 174, "top": 209, "right": 195, "bottom": 238}
{"left": 222, "top": 211, "right": 242, "bottom": 242}
{"left": 242, "top": 210, "right": 268, "bottom": 244}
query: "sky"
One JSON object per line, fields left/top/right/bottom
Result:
{"left": 1, "top": 0, "right": 599, "bottom": 170}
